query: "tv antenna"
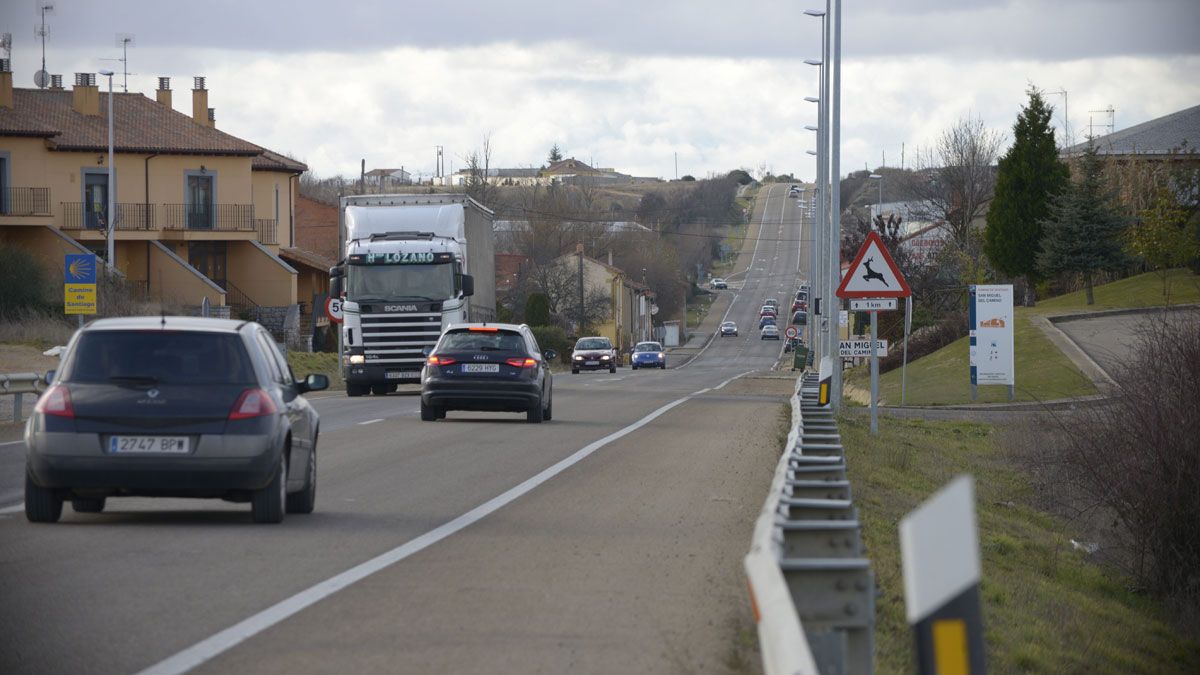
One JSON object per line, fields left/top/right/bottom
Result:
{"left": 1088, "top": 106, "right": 1115, "bottom": 138}
{"left": 34, "top": 2, "right": 54, "bottom": 88}
{"left": 109, "top": 33, "right": 136, "bottom": 92}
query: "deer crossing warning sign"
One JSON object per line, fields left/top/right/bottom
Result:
{"left": 836, "top": 231, "right": 911, "bottom": 299}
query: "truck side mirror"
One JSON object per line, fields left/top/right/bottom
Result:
{"left": 460, "top": 274, "right": 475, "bottom": 298}
{"left": 329, "top": 265, "right": 344, "bottom": 297}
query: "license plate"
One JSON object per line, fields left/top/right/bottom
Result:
{"left": 585, "top": 361, "right": 599, "bottom": 366}
{"left": 385, "top": 371, "right": 417, "bottom": 380}
{"left": 462, "top": 363, "right": 499, "bottom": 373}
{"left": 109, "top": 436, "right": 190, "bottom": 454}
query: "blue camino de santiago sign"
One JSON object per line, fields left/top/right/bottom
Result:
{"left": 64, "top": 253, "right": 98, "bottom": 315}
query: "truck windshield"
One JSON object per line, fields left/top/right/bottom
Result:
{"left": 346, "top": 262, "right": 456, "bottom": 302}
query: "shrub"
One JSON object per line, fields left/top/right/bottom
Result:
{"left": 524, "top": 293, "right": 551, "bottom": 326}
{"left": 0, "top": 246, "right": 53, "bottom": 317}
{"left": 529, "top": 324, "right": 570, "bottom": 363}
{"left": 877, "top": 313, "right": 966, "bottom": 375}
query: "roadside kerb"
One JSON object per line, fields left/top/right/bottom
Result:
{"left": 1, "top": 372, "right": 43, "bottom": 423}
{"left": 745, "top": 372, "right": 876, "bottom": 675}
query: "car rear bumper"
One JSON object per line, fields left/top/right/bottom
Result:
{"left": 422, "top": 379, "right": 541, "bottom": 411}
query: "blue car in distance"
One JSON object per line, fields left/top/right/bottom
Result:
{"left": 631, "top": 341, "right": 667, "bottom": 370}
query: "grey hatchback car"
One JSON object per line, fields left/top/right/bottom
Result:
{"left": 23, "top": 317, "right": 328, "bottom": 524}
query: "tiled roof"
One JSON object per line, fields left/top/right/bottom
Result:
{"left": 279, "top": 246, "right": 335, "bottom": 272}
{"left": 252, "top": 148, "right": 308, "bottom": 173}
{"left": 544, "top": 157, "right": 600, "bottom": 175}
{"left": 1065, "top": 104, "right": 1200, "bottom": 157}
{"left": 2, "top": 88, "right": 262, "bottom": 155}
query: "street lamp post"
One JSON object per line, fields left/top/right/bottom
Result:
{"left": 99, "top": 69, "right": 116, "bottom": 272}
{"left": 804, "top": 7, "right": 828, "bottom": 371}
{"left": 868, "top": 173, "right": 883, "bottom": 218}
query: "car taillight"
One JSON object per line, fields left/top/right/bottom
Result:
{"left": 229, "top": 388, "right": 278, "bottom": 420}
{"left": 35, "top": 384, "right": 74, "bottom": 418}
{"left": 427, "top": 355, "right": 457, "bottom": 366}
{"left": 506, "top": 357, "right": 537, "bottom": 368}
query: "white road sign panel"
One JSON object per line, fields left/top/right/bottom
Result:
{"left": 839, "top": 339, "right": 888, "bottom": 357}
{"left": 850, "top": 298, "right": 897, "bottom": 311}
{"left": 969, "top": 285, "right": 1014, "bottom": 385}
{"left": 900, "top": 475, "right": 982, "bottom": 624}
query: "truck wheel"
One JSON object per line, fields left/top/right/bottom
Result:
{"left": 251, "top": 455, "right": 286, "bottom": 524}
{"left": 25, "top": 472, "right": 63, "bottom": 523}
{"left": 526, "top": 398, "right": 544, "bottom": 424}
{"left": 346, "top": 383, "right": 368, "bottom": 397}
{"left": 370, "top": 384, "right": 390, "bottom": 396}
{"left": 71, "top": 497, "right": 106, "bottom": 513}
{"left": 572, "top": 368, "right": 579, "bottom": 374}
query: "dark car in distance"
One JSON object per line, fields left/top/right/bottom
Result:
{"left": 571, "top": 336, "right": 618, "bottom": 373}
{"left": 420, "top": 323, "right": 555, "bottom": 423}
{"left": 23, "top": 317, "right": 328, "bottom": 524}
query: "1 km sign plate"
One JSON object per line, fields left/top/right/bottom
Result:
{"left": 850, "top": 298, "right": 897, "bottom": 311}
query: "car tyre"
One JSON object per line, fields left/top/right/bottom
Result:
{"left": 572, "top": 368, "right": 579, "bottom": 374}
{"left": 632, "top": 364, "right": 638, "bottom": 370}
{"left": 420, "top": 400, "right": 440, "bottom": 421}
{"left": 543, "top": 395, "right": 553, "bottom": 421}
{"left": 660, "top": 363, "right": 667, "bottom": 369}
{"left": 25, "top": 472, "right": 62, "bottom": 523}
{"left": 286, "top": 443, "right": 317, "bottom": 515}
{"left": 609, "top": 365, "right": 616, "bottom": 373}
{"left": 71, "top": 496, "right": 106, "bottom": 513}
{"left": 252, "top": 454, "right": 286, "bottom": 524}
{"left": 527, "top": 397, "right": 544, "bottom": 424}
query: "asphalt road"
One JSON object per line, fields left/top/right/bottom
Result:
{"left": 1053, "top": 308, "right": 1200, "bottom": 378}
{"left": 0, "top": 184, "right": 813, "bottom": 674}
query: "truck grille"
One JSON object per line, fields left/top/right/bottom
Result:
{"left": 360, "top": 312, "right": 442, "bottom": 365}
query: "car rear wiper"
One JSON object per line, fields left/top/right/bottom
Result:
{"left": 108, "top": 375, "right": 159, "bottom": 386}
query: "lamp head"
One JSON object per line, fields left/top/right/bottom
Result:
{"left": 98, "top": 69, "right": 114, "bottom": 76}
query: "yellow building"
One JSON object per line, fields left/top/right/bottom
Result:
{"left": 0, "top": 63, "right": 317, "bottom": 330}
{"left": 556, "top": 246, "right": 654, "bottom": 352}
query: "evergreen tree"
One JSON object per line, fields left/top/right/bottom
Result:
{"left": 548, "top": 144, "right": 563, "bottom": 164}
{"left": 984, "top": 89, "right": 1070, "bottom": 305}
{"left": 524, "top": 292, "right": 552, "bottom": 326}
{"left": 1036, "top": 139, "right": 1128, "bottom": 305}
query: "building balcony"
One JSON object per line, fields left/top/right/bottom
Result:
{"left": 58, "top": 202, "right": 259, "bottom": 240}
{"left": 255, "top": 218, "right": 278, "bottom": 245}
{"left": 161, "top": 204, "right": 256, "bottom": 233}
{"left": 62, "top": 202, "right": 157, "bottom": 231}
{"left": 0, "top": 188, "right": 53, "bottom": 224}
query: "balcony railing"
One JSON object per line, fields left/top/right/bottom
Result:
{"left": 1, "top": 187, "right": 52, "bottom": 216}
{"left": 61, "top": 203, "right": 158, "bottom": 231}
{"left": 161, "top": 203, "right": 255, "bottom": 232}
{"left": 256, "top": 218, "right": 278, "bottom": 245}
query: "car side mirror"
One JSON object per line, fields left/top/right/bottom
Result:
{"left": 299, "top": 373, "right": 329, "bottom": 393}
{"left": 543, "top": 349, "right": 557, "bottom": 361}
{"left": 44, "top": 370, "right": 56, "bottom": 385}
{"left": 422, "top": 345, "right": 434, "bottom": 357}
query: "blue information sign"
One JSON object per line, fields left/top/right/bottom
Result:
{"left": 65, "top": 254, "right": 98, "bottom": 284}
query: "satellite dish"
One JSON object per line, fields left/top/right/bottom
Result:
{"left": 34, "top": 70, "right": 49, "bottom": 88}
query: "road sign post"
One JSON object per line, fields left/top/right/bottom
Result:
{"left": 870, "top": 310, "right": 879, "bottom": 433}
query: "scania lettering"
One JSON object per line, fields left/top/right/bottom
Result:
{"left": 330, "top": 194, "right": 496, "bottom": 397}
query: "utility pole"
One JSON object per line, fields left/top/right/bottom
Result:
{"left": 359, "top": 159, "right": 365, "bottom": 195}
{"left": 577, "top": 244, "right": 585, "bottom": 336}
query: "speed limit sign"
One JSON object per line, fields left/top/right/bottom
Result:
{"left": 785, "top": 326, "right": 798, "bottom": 339}
{"left": 325, "top": 297, "right": 344, "bottom": 323}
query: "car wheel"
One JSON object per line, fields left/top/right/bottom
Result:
{"left": 543, "top": 395, "right": 553, "bottom": 421}
{"left": 346, "top": 383, "right": 368, "bottom": 397}
{"left": 420, "top": 400, "right": 440, "bottom": 421}
{"left": 526, "top": 397, "right": 544, "bottom": 423}
{"left": 632, "top": 364, "right": 638, "bottom": 370}
{"left": 609, "top": 365, "right": 616, "bottom": 373}
{"left": 71, "top": 496, "right": 106, "bottom": 513}
{"left": 436, "top": 408, "right": 447, "bottom": 420}
{"left": 252, "top": 454, "right": 286, "bottom": 524}
{"left": 286, "top": 442, "right": 317, "bottom": 515}
{"left": 25, "top": 472, "right": 62, "bottom": 523}
{"left": 572, "top": 368, "right": 579, "bottom": 374}
{"left": 661, "top": 363, "right": 667, "bottom": 369}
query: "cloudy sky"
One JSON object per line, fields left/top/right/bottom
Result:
{"left": 3, "top": 0, "right": 1197, "bottom": 181}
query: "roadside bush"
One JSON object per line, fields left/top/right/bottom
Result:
{"left": 529, "top": 324, "right": 570, "bottom": 363}
{"left": 877, "top": 313, "right": 966, "bottom": 375}
{"left": 0, "top": 245, "right": 53, "bottom": 317}
{"left": 1021, "top": 314, "right": 1199, "bottom": 612}
{"left": 524, "top": 293, "right": 551, "bottom": 326}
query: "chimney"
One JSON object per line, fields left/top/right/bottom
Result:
{"left": 0, "top": 59, "right": 12, "bottom": 109}
{"left": 155, "top": 76, "right": 171, "bottom": 108}
{"left": 192, "top": 76, "right": 211, "bottom": 127}
{"left": 72, "top": 72, "right": 100, "bottom": 116}
{"left": 208, "top": 107, "right": 215, "bottom": 128}
{"left": 50, "top": 74, "right": 64, "bottom": 90}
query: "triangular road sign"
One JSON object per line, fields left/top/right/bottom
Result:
{"left": 836, "top": 231, "right": 911, "bottom": 298}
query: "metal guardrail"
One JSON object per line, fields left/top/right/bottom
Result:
{"left": 1, "top": 372, "right": 43, "bottom": 424}
{"left": 745, "top": 372, "right": 875, "bottom": 675}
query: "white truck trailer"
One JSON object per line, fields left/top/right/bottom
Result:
{"left": 330, "top": 194, "right": 495, "bottom": 396}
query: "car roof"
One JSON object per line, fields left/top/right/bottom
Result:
{"left": 82, "top": 316, "right": 251, "bottom": 334}
{"left": 576, "top": 336, "right": 610, "bottom": 341}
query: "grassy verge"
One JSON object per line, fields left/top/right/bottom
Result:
{"left": 287, "top": 351, "right": 342, "bottom": 389}
{"left": 687, "top": 292, "right": 715, "bottom": 329}
{"left": 839, "top": 414, "right": 1200, "bottom": 673}
{"left": 846, "top": 269, "right": 1200, "bottom": 406}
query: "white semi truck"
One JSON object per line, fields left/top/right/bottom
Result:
{"left": 330, "top": 194, "right": 495, "bottom": 396}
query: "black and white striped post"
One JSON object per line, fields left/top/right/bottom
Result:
{"left": 900, "top": 475, "right": 986, "bottom": 675}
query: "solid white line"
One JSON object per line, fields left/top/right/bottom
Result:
{"left": 357, "top": 419, "right": 384, "bottom": 426}
{"left": 0, "top": 439, "right": 25, "bottom": 447}
{"left": 0, "top": 503, "right": 23, "bottom": 515}
{"left": 135, "top": 376, "right": 749, "bottom": 675}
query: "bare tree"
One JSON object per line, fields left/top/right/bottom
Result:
{"left": 904, "top": 117, "right": 1004, "bottom": 246}
{"left": 463, "top": 133, "right": 498, "bottom": 207}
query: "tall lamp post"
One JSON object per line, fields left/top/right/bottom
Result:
{"left": 99, "top": 69, "right": 116, "bottom": 272}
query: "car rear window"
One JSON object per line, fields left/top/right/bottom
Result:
{"left": 440, "top": 329, "right": 526, "bottom": 352}
{"left": 575, "top": 338, "right": 611, "bottom": 350}
{"left": 65, "top": 330, "right": 256, "bottom": 385}
{"left": 634, "top": 342, "right": 662, "bottom": 352}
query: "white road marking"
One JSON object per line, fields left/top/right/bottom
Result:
{"left": 135, "top": 370, "right": 755, "bottom": 675}
{"left": 358, "top": 418, "right": 384, "bottom": 426}
{"left": 0, "top": 439, "right": 25, "bottom": 447}
{"left": 0, "top": 503, "right": 23, "bottom": 515}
